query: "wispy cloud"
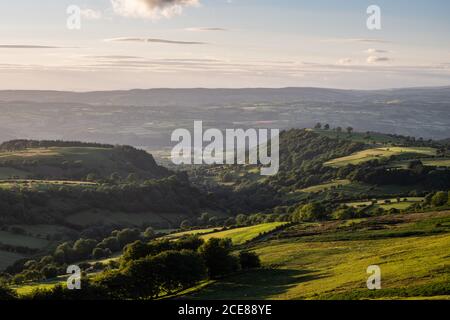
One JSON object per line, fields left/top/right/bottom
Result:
{"left": 185, "top": 27, "right": 227, "bottom": 32}
{"left": 84, "top": 55, "right": 144, "bottom": 60}
{"left": 365, "top": 48, "right": 389, "bottom": 54}
{"left": 367, "top": 56, "right": 390, "bottom": 63}
{"left": 105, "top": 37, "right": 207, "bottom": 45}
{"left": 111, "top": 0, "right": 200, "bottom": 19}
{"left": 0, "top": 45, "right": 65, "bottom": 49}
{"left": 324, "top": 38, "right": 391, "bottom": 44}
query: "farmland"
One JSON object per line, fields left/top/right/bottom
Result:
{"left": 199, "top": 222, "right": 286, "bottom": 245}
{"left": 0, "top": 179, "right": 97, "bottom": 191}
{"left": 167, "top": 222, "right": 287, "bottom": 245}
{"left": 324, "top": 147, "right": 437, "bottom": 168}
{"left": 0, "top": 250, "right": 26, "bottom": 271}
{"left": 298, "top": 180, "right": 351, "bottom": 193}
{"left": 345, "top": 197, "right": 424, "bottom": 211}
{"left": 0, "top": 231, "right": 49, "bottom": 250}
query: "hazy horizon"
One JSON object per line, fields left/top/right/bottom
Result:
{"left": 0, "top": 85, "right": 449, "bottom": 93}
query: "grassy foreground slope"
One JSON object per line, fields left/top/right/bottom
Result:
{"left": 185, "top": 211, "right": 450, "bottom": 300}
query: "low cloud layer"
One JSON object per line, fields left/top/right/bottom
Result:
{"left": 111, "top": 0, "right": 199, "bottom": 19}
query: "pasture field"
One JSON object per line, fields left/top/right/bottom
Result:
{"left": 199, "top": 222, "right": 287, "bottom": 245}
{"left": 292, "top": 181, "right": 425, "bottom": 202}
{"left": 324, "top": 147, "right": 437, "bottom": 168}
{"left": 345, "top": 197, "right": 424, "bottom": 210}
{"left": 186, "top": 211, "right": 450, "bottom": 300}
{"left": 10, "top": 224, "right": 74, "bottom": 239}
{"left": 388, "top": 158, "right": 450, "bottom": 169}
{"left": 422, "top": 159, "right": 450, "bottom": 167}
{"left": 0, "top": 250, "right": 26, "bottom": 271}
{"left": 0, "top": 147, "right": 110, "bottom": 163}
{"left": 13, "top": 278, "right": 67, "bottom": 296}
{"left": 167, "top": 222, "right": 287, "bottom": 245}
{"left": 0, "top": 179, "right": 97, "bottom": 190}
{"left": 0, "top": 167, "right": 29, "bottom": 179}
{"left": 0, "top": 231, "right": 49, "bottom": 249}
{"left": 299, "top": 179, "right": 351, "bottom": 193}
{"left": 165, "top": 227, "right": 222, "bottom": 240}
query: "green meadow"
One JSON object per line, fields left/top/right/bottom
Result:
{"left": 0, "top": 231, "right": 50, "bottom": 249}
{"left": 199, "top": 222, "right": 286, "bottom": 245}
{"left": 325, "top": 147, "right": 437, "bottom": 168}
{"left": 167, "top": 222, "right": 286, "bottom": 245}
{"left": 185, "top": 211, "right": 450, "bottom": 300}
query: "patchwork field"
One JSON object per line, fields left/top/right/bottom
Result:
{"left": 345, "top": 197, "right": 424, "bottom": 211}
{"left": 325, "top": 147, "right": 437, "bottom": 168}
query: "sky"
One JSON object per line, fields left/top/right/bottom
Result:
{"left": 0, "top": 0, "right": 449, "bottom": 90}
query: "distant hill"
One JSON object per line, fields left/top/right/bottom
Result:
{"left": 0, "top": 87, "right": 449, "bottom": 147}
{"left": 0, "top": 86, "right": 449, "bottom": 106}
{"left": 0, "top": 140, "right": 169, "bottom": 181}
{"left": 190, "top": 128, "right": 450, "bottom": 213}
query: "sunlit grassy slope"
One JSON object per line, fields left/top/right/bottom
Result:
{"left": 200, "top": 222, "right": 286, "bottom": 245}
{"left": 167, "top": 222, "right": 286, "bottom": 245}
{"left": 324, "top": 147, "right": 437, "bottom": 168}
{"left": 298, "top": 179, "right": 351, "bottom": 193}
{"left": 186, "top": 212, "right": 450, "bottom": 300}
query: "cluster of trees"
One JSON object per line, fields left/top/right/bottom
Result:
{"left": 314, "top": 123, "right": 354, "bottom": 135}
{"left": 422, "top": 191, "right": 450, "bottom": 209}
{"left": 292, "top": 203, "right": 328, "bottom": 222}
{"left": 342, "top": 159, "right": 450, "bottom": 189}
{"left": 23, "top": 236, "right": 260, "bottom": 300}
{"left": 5, "top": 227, "right": 157, "bottom": 284}
{"left": 0, "top": 175, "right": 216, "bottom": 226}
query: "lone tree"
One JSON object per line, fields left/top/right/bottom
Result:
{"left": 346, "top": 126, "right": 354, "bottom": 135}
{"left": 314, "top": 122, "right": 322, "bottom": 129}
{"left": 324, "top": 124, "right": 330, "bottom": 130}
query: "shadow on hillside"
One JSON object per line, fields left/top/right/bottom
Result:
{"left": 186, "top": 268, "right": 324, "bottom": 300}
